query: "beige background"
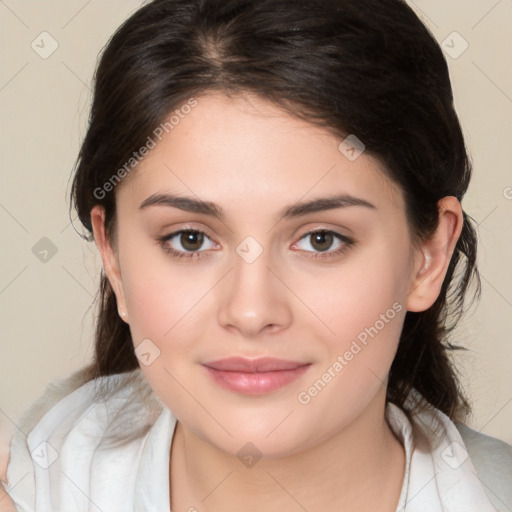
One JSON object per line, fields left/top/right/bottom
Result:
{"left": 1, "top": 0, "right": 511, "bottom": 474}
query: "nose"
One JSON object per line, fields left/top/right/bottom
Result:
{"left": 216, "top": 247, "right": 293, "bottom": 338}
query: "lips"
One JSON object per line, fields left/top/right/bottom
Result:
{"left": 202, "top": 357, "right": 309, "bottom": 373}
{"left": 201, "top": 357, "right": 312, "bottom": 395}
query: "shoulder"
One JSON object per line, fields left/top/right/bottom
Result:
{"left": 2, "top": 367, "right": 164, "bottom": 512}
{"left": 456, "top": 422, "right": 512, "bottom": 510}
{"left": 13, "top": 368, "right": 162, "bottom": 450}
{"left": 389, "top": 390, "right": 512, "bottom": 511}
{"left": 12, "top": 366, "right": 162, "bottom": 436}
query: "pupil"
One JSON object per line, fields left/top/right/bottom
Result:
{"left": 181, "top": 231, "right": 203, "bottom": 251}
{"left": 311, "top": 232, "right": 333, "bottom": 252}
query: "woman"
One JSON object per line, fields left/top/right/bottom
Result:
{"left": 3, "top": 0, "right": 512, "bottom": 510}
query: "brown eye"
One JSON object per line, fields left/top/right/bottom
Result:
{"left": 158, "top": 229, "right": 217, "bottom": 259}
{"left": 291, "top": 229, "right": 354, "bottom": 260}
{"left": 180, "top": 230, "right": 205, "bottom": 251}
{"left": 309, "top": 231, "right": 334, "bottom": 252}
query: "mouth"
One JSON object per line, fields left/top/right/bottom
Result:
{"left": 201, "top": 357, "right": 312, "bottom": 395}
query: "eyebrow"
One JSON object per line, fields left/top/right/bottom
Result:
{"left": 139, "top": 192, "right": 376, "bottom": 220}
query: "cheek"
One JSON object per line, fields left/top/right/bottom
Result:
{"left": 123, "top": 272, "right": 178, "bottom": 343}
{"left": 119, "top": 234, "right": 203, "bottom": 335}
{"left": 119, "top": 249, "right": 211, "bottom": 403}
{"left": 299, "top": 246, "right": 408, "bottom": 342}
{"left": 293, "top": 242, "right": 409, "bottom": 386}
{"left": 289, "top": 257, "right": 407, "bottom": 439}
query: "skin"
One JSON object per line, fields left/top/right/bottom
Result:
{"left": 91, "top": 92, "right": 463, "bottom": 512}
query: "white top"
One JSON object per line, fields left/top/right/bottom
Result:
{"left": 3, "top": 368, "right": 512, "bottom": 512}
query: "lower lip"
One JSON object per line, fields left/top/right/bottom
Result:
{"left": 202, "top": 364, "right": 311, "bottom": 395}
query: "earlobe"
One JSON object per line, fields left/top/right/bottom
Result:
{"left": 406, "top": 197, "right": 463, "bottom": 312}
{"left": 90, "top": 205, "right": 129, "bottom": 322}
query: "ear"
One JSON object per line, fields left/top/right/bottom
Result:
{"left": 406, "top": 196, "right": 464, "bottom": 312}
{"left": 90, "top": 205, "right": 129, "bottom": 323}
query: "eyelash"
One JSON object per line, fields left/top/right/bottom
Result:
{"left": 157, "top": 229, "right": 354, "bottom": 262}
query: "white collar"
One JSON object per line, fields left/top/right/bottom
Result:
{"left": 387, "top": 398, "right": 497, "bottom": 511}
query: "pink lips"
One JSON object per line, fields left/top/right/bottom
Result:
{"left": 202, "top": 357, "right": 311, "bottom": 395}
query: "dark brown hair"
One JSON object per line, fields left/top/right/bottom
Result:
{"left": 70, "top": 0, "right": 480, "bottom": 420}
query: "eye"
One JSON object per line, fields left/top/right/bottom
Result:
{"left": 157, "top": 228, "right": 353, "bottom": 262}
{"left": 291, "top": 229, "right": 354, "bottom": 259}
{"left": 157, "top": 229, "right": 218, "bottom": 261}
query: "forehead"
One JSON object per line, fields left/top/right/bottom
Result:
{"left": 117, "top": 92, "right": 402, "bottom": 216}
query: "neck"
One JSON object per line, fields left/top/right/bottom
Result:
{"left": 169, "top": 386, "right": 405, "bottom": 512}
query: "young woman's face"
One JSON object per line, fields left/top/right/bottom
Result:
{"left": 103, "top": 92, "right": 421, "bottom": 457}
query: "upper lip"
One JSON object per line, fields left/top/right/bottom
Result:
{"left": 202, "top": 357, "right": 310, "bottom": 373}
